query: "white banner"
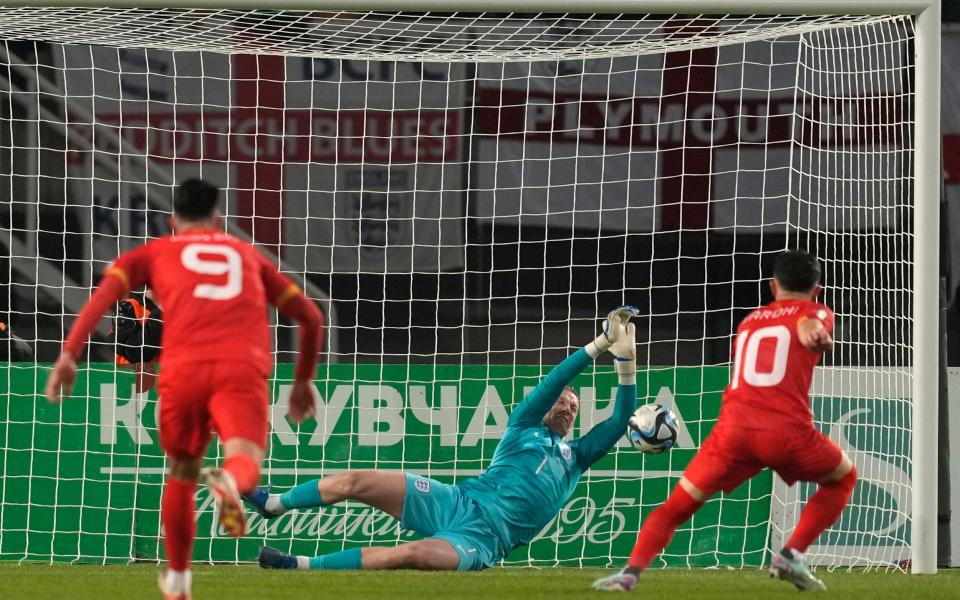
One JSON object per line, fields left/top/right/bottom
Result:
{"left": 474, "top": 30, "right": 908, "bottom": 233}
{"left": 59, "top": 48, "right": 466, "bottom": 275}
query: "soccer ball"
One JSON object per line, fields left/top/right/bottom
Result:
{"left": 627, "top": 403, "right": 678, "bottom": 454}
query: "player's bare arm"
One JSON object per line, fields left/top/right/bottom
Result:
{"left": 261, "top": 257, "right": 325, "bottom": 424}
{"left": 44, "top": 350, "right": 77, "bottom": 404}
{"left": 45, "top": 268, "right": 136, "bottom": 404}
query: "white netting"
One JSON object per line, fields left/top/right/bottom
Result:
{"left": 771, "top": 19, "right": 915, "bottom": 568}
{"left": 0, "top": 8, "right": 914, "bottom": 570}
{"left": 0, "top": 9, "right": 893, "bottom": 61}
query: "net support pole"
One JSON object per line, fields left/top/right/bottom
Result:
{"left": 912, "top": 0, "right": 941, "bottom": 576}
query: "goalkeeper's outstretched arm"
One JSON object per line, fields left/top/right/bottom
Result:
{"left": 574, "top": 313, "right": 637, "bottom": 467}
{"left": 508, "top": 307, "right": 638, "bottom": 429}
{"left": 575, "top": 360, "right": 636, "bottom": 468}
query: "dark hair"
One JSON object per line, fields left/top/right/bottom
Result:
{"left": 173, "top": 179, "right": 220, "bottom": 221}
{"left": 773, "top": 249, "right": 821, "bottom": 293}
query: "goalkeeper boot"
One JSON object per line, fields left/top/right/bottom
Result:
{"left": 204, "top": 467, "right": 247, "bottom": 538}
{"left": 259, "top": 545, "right": 299, "bottom": 570}
{"left": 241, "top": 486, "right": 278, "bottom": 519}
{"left": 591, "top": 569, "right": 639, "bottom": 592}
{"left": 769, "top": 548, "right": 827, "bottom": 592}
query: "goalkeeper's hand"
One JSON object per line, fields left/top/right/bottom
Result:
{"left": 589, "top": 305, "right": 639, "bottom": 359}
{"left": 609, "top": 319, "right": 637, "bottom": 362}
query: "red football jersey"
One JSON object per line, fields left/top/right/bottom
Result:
{"left": 106, "top": 229, "right": 299, "bottom": 375}
{"left": 719, "top": 299, "right": 835, "bottom": 430}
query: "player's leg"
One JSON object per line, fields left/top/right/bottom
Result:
{"left": 259, "top": 538, "right": 460, "bottom": 571}
{"left": 156, "top": 366, "right": 213, "bottom": 600}
{"left": 626, "top": 476, "right": 709, "bottom": 570}
{"left": 206, "top": 362, "right": 270, "bottom": 537}
{"left": 785, "top": 452, "right": 856, "bottom": 553}
{"left": 768, "top": 431, "right": 856, "bottom": 592}
{"left": 246, "top": 470, "right": 408, "bottom": 520}
{"left": 252, "top": 472, "right": 408, "bottom": 570}
{"left": 259, "top": 474, "right": 472, "bottom": 571}
{"left": 159, "top": 457, "right": 202, "bottom": 600}
{"left": 594, "top": 427, "right": 758, "bottom": 592}
{"left": 203, "top": 437, "right": 264, "bottom": 537}
{"left": 592, "top": 478, "right": 707, "bottom": 592}
{"left": 361, "top": 539, "right": 460, "bottom": 570}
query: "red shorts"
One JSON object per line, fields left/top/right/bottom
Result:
{"left": 684, "top": 423, "right": 843, "bottom": 494}
{"left": 157, "top": 361, "right": 269, "bottom": 459}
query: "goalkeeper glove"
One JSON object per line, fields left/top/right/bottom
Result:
{"left": 587, "top": 305, "right": 639, "bottom": 357}
{"left": 612, "top": 321, "right": 637, "bottom": 385}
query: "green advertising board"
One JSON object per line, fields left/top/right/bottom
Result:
{"left": 2, "top": 363, "right": 771, "bottom": 566}
{"left": 768, "top": 373, "right": 912, "bottom": 567}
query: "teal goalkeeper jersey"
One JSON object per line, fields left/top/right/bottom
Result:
{"left": 456, "top": 348, "right": 636, "bottom": 552}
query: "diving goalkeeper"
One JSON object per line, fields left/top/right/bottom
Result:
{"left": 246, "top": 306, "right": 640, "bottom": 572}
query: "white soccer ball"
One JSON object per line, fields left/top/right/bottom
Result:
{"left": 626, "top": 403, "right": 678, "bottom": 454}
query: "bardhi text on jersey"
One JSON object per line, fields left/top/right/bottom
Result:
{"left": 743, "top": 305, "right": 800, "bottom": 323}
{"left": 172, "top": 231, "right": 232, "bottom": 242}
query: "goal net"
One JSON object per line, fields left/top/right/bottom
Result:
{"left": 0, "top": 7, "right": 921, "bottom": 570}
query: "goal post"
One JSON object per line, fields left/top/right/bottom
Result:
{"left": 0, "top": 0, "right": 940, "bottom": 575}
{"left": 911, "top": 0, "right": 941, "bottom": 576}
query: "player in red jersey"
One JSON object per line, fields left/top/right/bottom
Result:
{"left": 593, "top": 249, "right": 857, "bottom": 593}
{"left": 44, "top": 179, "right": 324, "bottom": 600}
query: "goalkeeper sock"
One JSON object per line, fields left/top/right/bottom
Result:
{"left": 223, "top": 454, "right": 260, "bottom": 495}
{"left": 786, "top": 466, "right": 857, "bottom": 553}
{"left": 162, "top": 477, "right": 196, "bottom": 572}
{"left": 627, "top": 485, "right": 702, "bottom": 571}
{"left": 305, "top": 547, "right": 363, "bottom": 570}
{"left": 280, "top": 479, "right": 326, "bottom": 510}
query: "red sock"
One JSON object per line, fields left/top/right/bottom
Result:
{"left": 628, "top": 485, "right": 703, "bottom": 570}
{"left": 223, "top": 454, "right": 260, "bottom": 495}
{"left": 786, "top": 466, "right": 857, "bottom": 553}
{"left": 162, "top": 477, "right": 197, "bottom": 572}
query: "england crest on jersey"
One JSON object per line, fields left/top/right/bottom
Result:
{"left": 558, "top": 441, "right": 572, "bottom": 460}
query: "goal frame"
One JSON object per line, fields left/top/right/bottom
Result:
{"left": 1, "top": 0, "right": 941, "bottom": 574}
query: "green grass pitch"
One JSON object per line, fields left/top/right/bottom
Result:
{"left": 3, "top": 564, "right": 960, "bottom": 599}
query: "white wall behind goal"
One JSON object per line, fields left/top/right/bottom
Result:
{"left": 472, "top": 31, "right": 907, "bottom": 233}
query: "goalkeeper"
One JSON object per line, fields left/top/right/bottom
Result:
{"left": 246, "top": 306, "right": 640, "bottom": 572}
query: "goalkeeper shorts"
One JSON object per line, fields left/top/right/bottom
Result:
{"left": 400, "top": 473, "right": 506, "bottom": 571}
